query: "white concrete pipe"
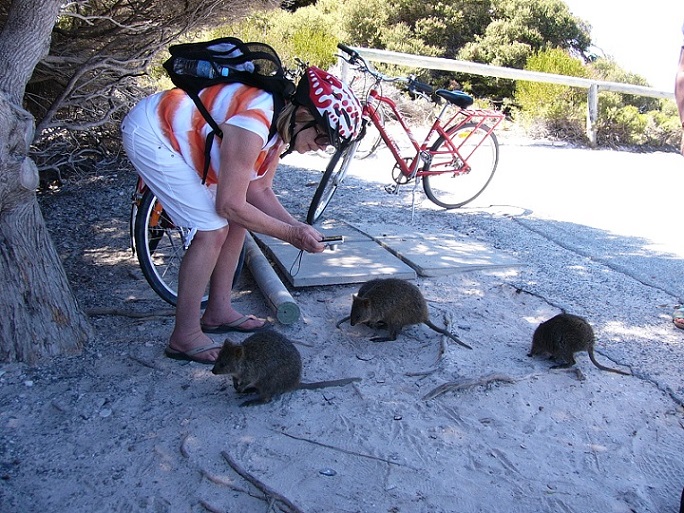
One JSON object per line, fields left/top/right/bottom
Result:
{"left": 243, "top": 233, "right": 300, "bottom": 324}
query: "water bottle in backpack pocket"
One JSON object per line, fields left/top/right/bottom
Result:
{"left": 172, "top": 57, "right": 231, "bottom": 79}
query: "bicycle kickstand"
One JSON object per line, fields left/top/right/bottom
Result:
{"left": 410, "top": 179, "right": 420, "bottom": 222}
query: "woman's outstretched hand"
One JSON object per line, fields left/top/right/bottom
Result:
{"left": 287, "top": 223, "right": 325, "bottom": 253}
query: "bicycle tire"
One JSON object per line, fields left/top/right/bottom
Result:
{"left": 307, "top": 140, "right": 358, "bottom": 224}
{"left": 133, "top": 188, "right": 245, "bottom": 307}
{"left": 422, "top": 122, "right": 499, "bottom": 209}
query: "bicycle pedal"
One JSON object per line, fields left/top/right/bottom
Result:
{"left": 384, "top": 184, "right": 399, "bottom": 194}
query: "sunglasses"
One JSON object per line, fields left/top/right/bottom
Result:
{"left": 293, "top": 120, "right": 330, "bottom": 147}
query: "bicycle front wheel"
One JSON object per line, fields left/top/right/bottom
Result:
{"left": 423, "top": 122, "right": 499, "bottom": 209}
{"left": 307, "top": 141, "right": 358, "bottom": 224}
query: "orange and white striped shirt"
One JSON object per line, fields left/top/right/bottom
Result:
{"left": 149, "top": 83, "right": 281, "bottom": 185}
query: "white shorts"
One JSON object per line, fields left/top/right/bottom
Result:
{"left": 121, "top": 100, "right": 228, "bottom": 231}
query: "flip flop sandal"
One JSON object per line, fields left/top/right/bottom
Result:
{"left": 164, "top": 341, "right": 223, "bottom": 364}
{"left": 200, "top": 314, "right": 271, "bottom": 334}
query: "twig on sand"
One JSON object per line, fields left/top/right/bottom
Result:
{"left": 221, "top": 450, "right": 306, "bottom": 513}
{"left": 422, "top": 373, "right": 517, "bottom": 401}
{"left": 436, "top": 310, "right": 454, "bottom": 363}
{"left": 199, "top": 468, "right": 254, "bottom": 495}
{"left": 277, "top": 430, "right": 414, "bottom": 469}
{"left": 180, "top": 435, "right": 253, "bottom": 496}
{"left": 180, "top": 433, "right": 191, "bottom": 458}
{"left": 405, "top": 368, "right": 439, "bottom": 378}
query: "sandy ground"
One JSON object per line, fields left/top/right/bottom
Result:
{"left": 1, "top": 130, "right": 684, "bottom": 513}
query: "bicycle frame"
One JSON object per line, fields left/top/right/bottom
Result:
{"left": 363, "top": 88, "right": 504, "bottom": 181}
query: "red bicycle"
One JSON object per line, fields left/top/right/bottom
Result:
{"left": 307, "top": 43, "right": 505, "bottom": 225}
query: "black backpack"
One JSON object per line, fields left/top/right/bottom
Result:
{"left": 162, "top": 37, "right": 296, "bottom": 183}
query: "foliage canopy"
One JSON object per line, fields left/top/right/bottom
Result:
{"left": 9, "top": 0, "right": 280, "bottom": 180}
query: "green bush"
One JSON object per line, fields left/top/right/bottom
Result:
{"left": 338, "top": 0, "right": 388, "bottom": 48}
{"left": 645, "top": 100, "right": 682, "bottom": 147}
{"left": 221, "top": 4, "right": 340, "bottom": 70}
{"left": 513, "top": 47, "right": 588, "bottom": 140}
{"left": 595, "top": 101, "right": 646, "bottom": 146}
{"left": 594, "top": 93, "right": 681, "bottom": 148}
{"left": 289, "top": 27, "right": 338, "bottom": 69}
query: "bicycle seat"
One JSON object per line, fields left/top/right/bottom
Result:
{"left": 435, "top": 89, "right": 474, "bottom": 109}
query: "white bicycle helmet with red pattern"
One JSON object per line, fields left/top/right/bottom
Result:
{"left": 293, "top": 66, "right": 363, "bottom": 149}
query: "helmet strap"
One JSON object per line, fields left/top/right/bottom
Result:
{"left": 279, "top": 119, "right": 318, "bottom": 159}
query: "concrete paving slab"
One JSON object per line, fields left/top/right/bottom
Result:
{"left": 346, "top": 223, "right": 524, "bottom": 276}
{"left": 252, "top": 220, "right": 416, "bottom": 288}
{"left": 380, "top": 235, "right": 523, "bottom": 276}
{"left": 253, "top": 218, "right": 522, "bottom": 286}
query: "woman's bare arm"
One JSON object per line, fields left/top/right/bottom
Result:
{"left": 214, "top": 125, "right": 323, "bottom": 252}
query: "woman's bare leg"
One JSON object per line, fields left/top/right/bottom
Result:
{"left": 201, "top": 224, "right": 267, "bottom": 330}
{"left": 168, "top": 226, "right": 228, "bottom": 359}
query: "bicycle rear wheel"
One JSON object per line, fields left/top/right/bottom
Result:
{"left": 422, "top": 122, "right": 499, "bottom": 209}
{"left": 307, "top": 140, "right": 358, "bottom": 224}
{"left": 133, "top": 188, "right": 244, "bottom": 307}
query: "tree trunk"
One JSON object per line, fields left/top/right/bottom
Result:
{"left": 0, "top": 0, "right": 92, "bottom": 362}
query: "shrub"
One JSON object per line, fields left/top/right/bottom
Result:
{"left": 221, "top": 4, "right": 340, "bottom": 70}
{"left": 339, "top": 0, "right": 388, "bottom": 48}
{"left": 644, "top": 100, "right": 682, "bottom": 147}
{"left": 289, "top": 27, "right": 338, "bottom": 69}
{"left": 595, "top": 101, "right": 646, "bottom": 146}
{"left": 513, "top": 47, "right": 588, "bottom": 141}
{"left": 594, "top": 94, "right": 680, "bottom": 149}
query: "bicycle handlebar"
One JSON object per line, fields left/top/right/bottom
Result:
{"left": 337, "top": 43, "right": 435, "bottom": 99}
{"left": 337, "top": 43, "right": 358, "bottom": 61}
{"left": 337, "top": 43, "right": 372, "bottom": 73}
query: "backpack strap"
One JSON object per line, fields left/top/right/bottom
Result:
{"left": 185, "top": 89, "right": 224, "bottom": 185}
{"left": 187, "top": 86, "right": 283, "bottom": 184}
{"left": 270, "top": 92, "right": 284, "bottom": 141}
